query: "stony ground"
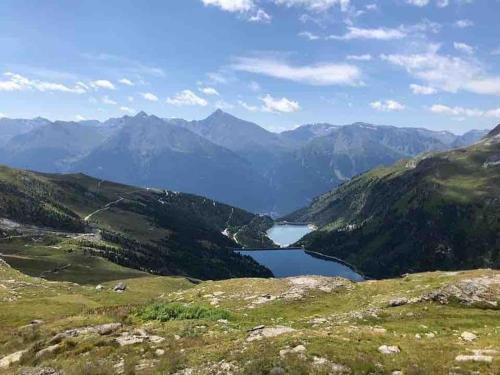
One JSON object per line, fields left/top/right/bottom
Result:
{"left": 0, "top": 260, "right": 498, "bottom": 374}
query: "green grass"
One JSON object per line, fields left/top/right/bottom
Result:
{"left": 137, "top": 302, "right": 231, "bottom": 322}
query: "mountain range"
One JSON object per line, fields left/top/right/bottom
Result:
{"left": 289, "top": 125, "right": 500, "bottom": 278}
{"left": 0, "top": 110, "right": 489, "bottom": 215}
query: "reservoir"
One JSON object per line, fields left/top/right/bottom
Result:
{"left": 238, "top": 224, "right": 363, "bottom": 281}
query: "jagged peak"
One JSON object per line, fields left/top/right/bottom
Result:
{"left": 134, "top": 110, "right": 148, "bottom": 118}
{"left": 486, "top": 124, "right": 500, "bottom": 139}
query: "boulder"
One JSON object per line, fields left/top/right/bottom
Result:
{"left": 378, "top": 345, "right": 400, "bottom": 355}
{"left": 113, "top": 282, "right": 127, "bottom": 292}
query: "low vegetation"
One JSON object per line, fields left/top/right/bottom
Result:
{"left": 137, "top": 303, "right": 231, "bottom": 322}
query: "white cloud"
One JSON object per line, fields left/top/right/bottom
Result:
{"left": 453, "top": 42, "right": 474, "bottom": 55}
{"left": 365, "top": 3, "right": 377, "bottom": 10}
{"left": 346, "top": 54, "right": 372, "bottom": 61}
{"left": 370, "top": 100, "right": 405, "bottom": 112}
{"left": 201, "top": 0, "right": 254, "bottom": 12}
{"left": 166, "top": 90, "right": 208, "bottom": 106}
{"left": 430, "top": 104, "right": 500, "bottom": 118}
{"left": 199, "top": 87, "right": 220, "bottom": 96}
{"left": 102, "top": 96, "right": 117, "bottom": 105}
{"left": 410, "top": 83, "right": 437, "bottom": 95}
{"left": 238, "top": 100, "right": 259, "bottom": 112}
{"left": 249, "top": 8, "right": 272, "bottom": 22}
{"left": 455, "top": 19, "right": 474, "bottom": 28}
{"left": 75, "top": 115, "right": 86, "bottom": 121}
{"left": 90, "top": 80, "right": 115, "bottom": 90}
{"left": 406, "top": 0, "right": 430, "bottom": 6}
{"left": 298, "top": 31, "right": 321, "bottom": 40}
{"left": 200, "top": 0, "right": 270, "bottom": 22}
{"left": 120, "top": 106, "right": 136, "bottom": 114}
{"left": 0, "top": 72, "right": 87, "bottom": 94}
{"left": 232, "top": 56, "right": 361, "bottom": 86}
{"left": 141, "top": 92, "right": 159, "bottom": 102}
{"left": 271, "top": 0, "right": 351, "bottom": 12}
{"left": 119, "top": 78, "right": 134, "bottom": 86}
{"left": 381, "top": 45, "right": 500, "bottom": 95}
{"left": 328, "top": 27, "right": 406, "bottom": 41}
{"left": 260, "top": 94, "right": 300, "bottom": 113}
{"left": 0, "top": 113, "right": 6, "bottom": 118}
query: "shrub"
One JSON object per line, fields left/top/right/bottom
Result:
{"left": 137, "top": 302, "right": 230, "bottom": 322}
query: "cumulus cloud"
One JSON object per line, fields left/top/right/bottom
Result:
{"left": 214, "top": 100, "right": 234, "bottom": 109}
{"left": 200, "top": 0, "right": 270, "bottom": 22}
{"left": 260, "top": 94, "right": 300, "bottom": 113}
{"left": 166, "top": 90, "right": 208, "bottom": 106}
{"left": 430, "top": 104, "right": 500, "bottom": 118}
{"left": 327, "top": 26, "right": 406, "bottom": 41}
{"left": 75, "top": 115, "right": 86, "bottom": 121}
{"left": 119, "top": 78, "right": 134, "bottom": 86}
{"left": 410, "top": 83, "right": 437, "bottom": 95}
{"left": 370, "top": 100, "right": 405, "bottom": 112}
{"left": 199, "top": 87, "right": 220, "bottom": 96}
{"left": 232, "top": 56, "right": 361, "bottom": 86}
{"left": 347, "top": 54, "right": 372, "bottom": 61}
{"left": 90, "top": 80, "right": 115, "bottom": 90}
{"left": 141, "top": 92, "right": 159, "bottom": 101}
{"left": 120, "top": 106, "right": 136, "bottom": 114}
{"left": 381, "top": 44, "right": 500, "bottom": 95}
{"left": 0, "top": 72, "right": 87, "bottom": 94}
{"left": 453, "top": 42, "right": 475, "bottom": 55}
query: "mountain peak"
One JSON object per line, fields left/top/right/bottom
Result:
{"left": 486, "top": 124, "right": 500, "bottom": 139}
{"left": 134, "top": 110, "right": 148, "bottom": 118}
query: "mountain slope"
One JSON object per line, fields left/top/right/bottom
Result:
{"left": 291, "top": 125, "right": 500, "bottom": 278}
{"left": 0, "top": 117, "right": 50, "bottom": 146}
{"left": 0, "top": 164, "right": 273, "bottom": 281}
{"left": 0, "top": 121, "right": 108, "bottom": 172}
{"left": 73, "top": 112, "right": 272, "bottom": 212}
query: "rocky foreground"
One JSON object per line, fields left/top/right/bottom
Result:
{"left": 0, "top": 260, "right": 498, "bottom": 374}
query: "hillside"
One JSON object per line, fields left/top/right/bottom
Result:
{"left": 0, "top": 164, "right": 273, "bottom": 282}
{"left": 290, "top": 125, "right": 500, "bottom": 279}
{"left": 0, "top": 261, "right": 498, "bottom": 374}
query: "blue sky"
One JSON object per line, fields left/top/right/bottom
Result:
{"left": 0, "top": 0, "right": 499, "bottom": 133}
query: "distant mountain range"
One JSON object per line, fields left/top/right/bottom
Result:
{"left": 289, "top": 125, "right": 500, "bottom": 278}
{"left": 0, "top": 110, "right": 489, "bottom": 214}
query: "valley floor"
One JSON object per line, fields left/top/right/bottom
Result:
{"left": 0, "top": 260, "right": 498, "bottom": 375}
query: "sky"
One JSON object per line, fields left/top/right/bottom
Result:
{"left": 0, "top": 0, "right": 499, "bottom": 134}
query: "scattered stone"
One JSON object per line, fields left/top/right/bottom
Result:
{"left": 246, "top": 326, "right": 296, "bottom": 342}
{"left": 391, "top": 371, "right": 403, "bottom": 375}
{"left": 248, "top": 325, "right": 265, "bottom": 332}
{"left": 30, "top": 319, "right": 44, "bottom": 325}
{"left": 279, "top": 344, "right": 306, "bottom": 358}
{"left": 312, "top": 357, "right": 350, "bottom": 374}
{"left": 155, "top": 349, "right": 165, "bottom": 356}
{"left": 378, "top": 345, "right": 400, "bottom": 355}
{"left": 115, "top": 329, "right": 165, "bottom": 346}
{"left": 0, "top": 350, "right": 27, "bottom": 369}
{"left": 49, "top": 323, "right": 122, "bottom": 344}
{"left": 95, "top": 284, "right": 104, "bottom": 291}
{"left": 269, "top": 367, "right": 286, "bottom": 375}
{"left": 455, "top": 354, "right": 492, "bottom": 363}
{"left": 19, "top": 367, "right": 61, "bottom": 375}
{"left": 388, "top": 297, "right": 408, "bottom": 307}
{"left": 460, "top": 331, "right": 477, "bottom": 342}
{"left": 113, "top": 282, "right": 127, "bottom": 292}
{"left": 425, "top": 332, "right": 435, "bottom": 338}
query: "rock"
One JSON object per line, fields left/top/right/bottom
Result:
{"left": 95, "top": 284, "right": 104, "bottom": 291}
{"left": 425, "top": 332, "right": 435, "bottom": 338}
{"left": 19, "top": 367, "right": 61, "bottom": 375}
{"left": 391, "top": 371, "right": 403, "bottom": 375}
{"left": 248, "top": 325, "right": 265, "bottom": 332}
{"left": 35, "top": 344, "right": 61, "bottom": 359}
{"left": 246, "top": 326, "right": 296, "bottom": 342}
{"left": 312, "top": 357, "right": 350, "bottom": 374}
{"left": 155, "top": 349, "right": 165, "bottom": 356}
{"left": 269, "top": 367, "right": 286, "bottom": 375}
{"left": 95, "top": 322, "right": 122, "bottom": 335}
{"left": 113, "top": 282, "right": 127, "bottom": 292}
{"left": 388, "top": 297, "right": 408, "bottom": 307}
{"left": 422, "top": 275, "right": 500, "bottom": 307}
{"left": 279, "top": 344, "right": 306, "bottom": 358}
{"left": 0, "top": 350, "right": 27, "bottom": 369}
{"left": 30, "top": 319, "right": 44, "bottom": 325}
{"left": 455, "top": 354, "right": 492, "bottom": 363}
{"left": 378, "top": 345, "right": 400, "bottom": 355}
{"left": 115, "top": 330, "right": 165, "bottom": 346}
{"left": 460, "top": 331, "right": 477, "bottom": 342}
